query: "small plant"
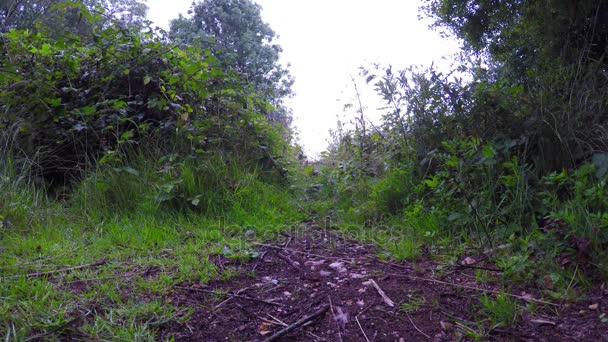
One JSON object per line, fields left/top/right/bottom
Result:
{"left": 399, "top": 291, "right": 426, "bottom": 313}
{"left": 479, "top": 294, "right": 520, "bottom": 329}
{"left": 383, "top": 237, "right": 421, "bottom": 261}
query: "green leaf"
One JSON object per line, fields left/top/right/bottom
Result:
{"left": 482, "top": 145, "right": 495, "bottom": 159}
{"left": 424, "top": 176, "right": 439, "bottom": 189}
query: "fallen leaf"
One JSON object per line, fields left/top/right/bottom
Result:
{"left": 589, "top": 303, "right": 599, "bottom": 310}
{"left": 258, "top": 322, "right": 271, "bottom": 335}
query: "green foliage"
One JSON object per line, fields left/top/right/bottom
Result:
{"left": 399, "top": 291, "right": 426, "bottom": 313}
{"left": 421, "top": 0, "right": 608, "bottom": 172}
{"left": 170, "top": 0, "right": 293, "bottom": 125}
{"left": 479, "top": 294, "right": 520, "bottom": 329}
{"left": 1, "top": 1, "right": 291, "bottom": 186}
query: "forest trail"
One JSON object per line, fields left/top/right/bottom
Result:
{"left": 157, "top": 221, "right": 606, "bottom": 341}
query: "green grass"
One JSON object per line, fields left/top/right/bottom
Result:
{"left": 479, "top": 294, "right": 520, "bottom": 329}
{"left": 0, "top": 155, "right": 303, "bottom": 340}
{"left": 399, "top": 290, "right": 426, "bottom": 313}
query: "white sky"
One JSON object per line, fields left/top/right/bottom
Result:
{"left": 146, "top": 0, "right": 460, "bottom": 157}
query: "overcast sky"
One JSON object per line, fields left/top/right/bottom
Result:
{"left": 146, "top": 0, "right": 460, "bottom": 157}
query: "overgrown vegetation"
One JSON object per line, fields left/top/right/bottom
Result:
{"left": 306, "top": 0, "right": 607, "bottom": 334}
{"left": 1, "top": 0, "right": 607, "bottom": 339}
{"left": 0, "top": 0, "right": 301, "bottom": 339}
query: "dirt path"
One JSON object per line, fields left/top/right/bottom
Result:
{"left": 158, "top": 223, "right": 607, "bottom": 341}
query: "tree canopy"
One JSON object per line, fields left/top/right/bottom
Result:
{"left": 169, "top": 0, "right": 293, "bottom": 125}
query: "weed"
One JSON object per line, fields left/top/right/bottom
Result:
{"left": 399, "top": 291, "right": 426, "bottom": 313}
{"left": 479, "top": 294, "right": 520, "bottom": 329}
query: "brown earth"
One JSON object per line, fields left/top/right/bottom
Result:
{"left": 157, "top": 224, "right": 608, "bottom": 341}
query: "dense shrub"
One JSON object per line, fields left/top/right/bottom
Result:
{"left": 0, "top": 3, "right": 289, "bottom": 187}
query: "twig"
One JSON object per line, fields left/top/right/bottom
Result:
{"left": 283, "top": 237, "right": 292, "bottom": 249}
{"left": 455, "top": 264, "right": 502, "bottom": 272}
{"left": 378, "top": 260, "right": 413, "bottom": 271}
{"left": 252, "top": 251, "right": 268, "bottom": 272}
{"left": 175, "top": 286, "right": 288, "bottom": 307}
{"left": 25, "top": 315, "right": 83, "bottom": 341}
{"left": 5, "top": 259, "right": 108, "bottom": 280}
{"left": 265, "top": 313, "right": 288, "bottom": 327}
{"left": 407, "top": 314, "right": 431, "bottom": 339}
{"left": 530, "top": 319, "right": 557, "bottom": 326}
{"left": 369, "top": 279, "right": 395, "bottom": 307}
{"left": 264, "top": 304, "right": 330, "bottom": 342}
{"left": 388, "top": 273, "right": 557, "bottom": 306}
{"left": 328, "top": 296, "right": 344, "bottom": 342}
{"left": 355, "top": 315, "right": 371, "bottom": 342}
{"left": 214, "top": 285, "right": 255, "bottom": 309}
{"left": 277, "top": 252, "right": 301, "bottom": 271}
{"left": 65, "top": 270, "right": 143, "bottom": 284}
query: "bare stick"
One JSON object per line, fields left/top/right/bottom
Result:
{"left": 5, "top": 259, "right": 108, "bottom": 280}
{"left": 455, "top": 264, "right": 502, "bottom": 272}
{"left": 264, "top": 304, "right": 330, "bottom": 342}
{"left": 265, "top": 313, "right": 288, "bottom": 327}
{"left": 355, "top": 316, "right": 371, "bottom": 342}
{"left": 407, "top": 314, "right": 431, "bottom": 339}
{"left": 283, "top": 237, "right": 292, "bottom": 250}
{"left": 369, "top": 279, "right": 395, "bottom": 307}
{"left": 388, "top": 273, "right": 557, "bottom": 306}
{"left": 175, "top": 286, "right": 288, "bottom": 307}
{"left": 214, "top": 285, "right": 255, "bottom": 309}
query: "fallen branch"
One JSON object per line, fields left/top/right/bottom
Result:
{"left": 369, "top": 279, "right": 395, "bottom": 307}
{"left": 264, "top": 304, "right": 330, "bottom": 342}
{"left": 174, "top": 286, "right": 288, "bottom": 307}
{"left": 388, "top": 273, "right": 557, "bottom": 306}
{"left": 407, "top": 314, "right": 431, "bottom": 339}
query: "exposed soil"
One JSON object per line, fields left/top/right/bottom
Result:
{"left": 158, "top": 223, "right": 608, "bottom": 341}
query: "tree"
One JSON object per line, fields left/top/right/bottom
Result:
{"left": 1, "top": 0, "right": 148, "bottom": 33}
{"left": 422, "top": 0, "right": 608, "bottom": 81}
{"left": 169, "top": 0, "right": 293, "bottom": 125}
{"left": 421, "top": 0, "right": 608, "bottom": 171}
